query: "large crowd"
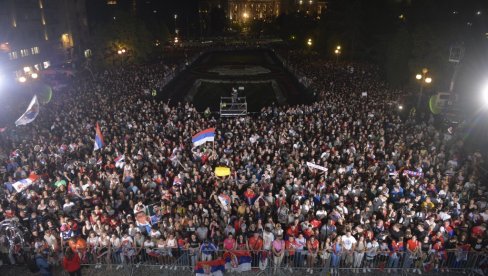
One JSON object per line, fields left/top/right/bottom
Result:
{"left": 0, "top": 47, "right": 487, "bottom": 275}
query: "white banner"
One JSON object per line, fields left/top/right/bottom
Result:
{"left": 306, "top": 162, "right": 328, "bottom": 172}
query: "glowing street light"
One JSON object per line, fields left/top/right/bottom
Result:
{"left": 334, "top": 45, "right": 342, "bottom": 62}
{"left": 18, "top": 76, "right": 27, "bottom": 83}
{"left": 243, "top": 12, "right": 249, "bottom": 19}
{"left": 398, "top": 105, "right": 404, "bottom": 110}
{"left": 117, "top": 50, "right": 122, "bottom": 55}
{"left": 415, "top": 69, "right": 433, "bottom": 110}
{"left": 307, "top": 38, "right": 313, "bottom": 47}
{"left": 31, "top": 72, "right": 38, "bottom": 79}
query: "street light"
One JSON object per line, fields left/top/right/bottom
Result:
{"left": 174, "top": 14, "right": 178, "bottom": 35}
{"left": 307, "top": 38, "right": 312, "bottom": 47}
{"left": 117, "top": 50, "right": 122, "bottom": 55}
{"left": 334, "top": 45, "right": 341, "bottom": 62}
{"left": 415, "top": 69, "right": 433, "bottom": 110}
{"left": 31, "top": 72, "right": 38, "bottom": 79}
{"left": 18, "top": 76, "right": 27, "bottom": 83}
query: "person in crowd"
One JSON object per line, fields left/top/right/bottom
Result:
{"left": 63, "top": 247, "right": 82, "bottom": 276}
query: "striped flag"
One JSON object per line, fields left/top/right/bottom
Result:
{"left": 93, "top": 122, "right": 104, "bottom": 151}
{"left": 12, "top": 173, "right": 39, "bottom": 192}
{"left": 15, "top": 95, "right": 39, "bottom": 126}
{"left": 192, "top": 128, "right": 216, "bottom": 147}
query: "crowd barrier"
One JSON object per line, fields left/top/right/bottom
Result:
{"left": 13, "top": 245, "right": 487, "bottom": 275}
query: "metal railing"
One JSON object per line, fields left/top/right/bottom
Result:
{"left": 9, "top": 245, "right": 486, "bottom": 276}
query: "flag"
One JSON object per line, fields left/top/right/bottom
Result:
{"left": 93, "top": 122, "right": 104, "bottom": 151}
{"left": 192, "top": 128, "right": 216, "bottom": 147}
{"left": 115, "top": 154, "right": 125, "bottom": 168}
{"left": 194, "top": 259, "right": 225, "bottom": 276}
{"left": 15, "top": 95, "right": 39, "bottom": 126}
{"left": 218, "top": 194, "right": 231, "bottom": 211}
{"left": 12, "top": 173, "right": 38, "bottom": 192}
{"left": 223, "top": 251, "right": 252, "bottom": 272}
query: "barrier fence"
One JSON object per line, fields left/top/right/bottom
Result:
{"left": 10, "top": 245, "right": 487, "bottom": 275}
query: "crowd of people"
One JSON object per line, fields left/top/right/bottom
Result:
{"left": 0, "top": 46, "right": 487, "bottom": 275}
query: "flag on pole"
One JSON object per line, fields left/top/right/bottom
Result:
{"left": 192, "top": 128, "right": 216, "bottom": 147}
{"left": 12, "top": 173, "right": 39, "bottom": 192}
{"left": 115, "top": 154, "right": 125, "bottom": 168}
{"left": 15, "top": 95, "right": 39, "bottom": 126}
{"left": 93, "top": 122, "right": 104, "bottom": 151}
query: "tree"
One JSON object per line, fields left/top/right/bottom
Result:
{"left": 90, "top": 11, "right": 153, "bottom": 67}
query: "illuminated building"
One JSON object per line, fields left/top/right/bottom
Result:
{"left": 0, "top": 0, "right": 88, "bottom": 79}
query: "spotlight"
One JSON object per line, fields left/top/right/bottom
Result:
{"left": 31, "top": 73, "right": 38, "bottom": 79}
{"left": 482, "top": 81, "right": 488, "bottom": 107}
{"left": 18, "top": 76, "right": 27, "bottom": 83}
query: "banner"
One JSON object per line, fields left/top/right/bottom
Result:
{"left": 215, "top": 166, "right": 231, "bottom": 177}
{"left": 306, "top": 162, "right": 328, "bottom": 172}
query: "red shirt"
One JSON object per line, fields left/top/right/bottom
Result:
{"left": 407, "top": 239, "right": 419, "bottom": 251}
{"left": 63, "top": 254, "right": 81, "bottom": 272}
{"left": 248, "top": 236, "right": 263, "bottom": 250}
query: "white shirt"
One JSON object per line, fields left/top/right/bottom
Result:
{"left": 263, "top": 231, "right": 275, "bottom": 250}
{"left": 342, "top": 235, "right": 357, "bottom": 250}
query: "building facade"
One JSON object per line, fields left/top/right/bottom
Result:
{"left": 228, "top": 0, "right": 281, "bottom": 24}
{"left": 198, "top": 0, "right": 327, "bottom": 28}
{"left": 0, "top": 0, "right": 88, "bottom": 81}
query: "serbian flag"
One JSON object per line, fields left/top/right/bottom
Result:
{"left": 194, "top": 259, "right": 225, "bottom": 276}
{"left": 115, "top": 154, "right": 125, "bottom": 168}
{"left": 12, "top": 173, "right": 39, "bottom": 192}
{"left": 223, "top": 251, "right": 252, "bottom": 272}
{"left": 192, "top": 128, "right": 215, "bottom": 147}
{"left": 93, "top": 122, "right": 104, "bottom": 151}
{"left": 15, "top": 95, "right": 39, "bottom": 126}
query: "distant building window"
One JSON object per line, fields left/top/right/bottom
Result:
{"left": 43, "top": 61, "right": 50, "bottom": 69}
{"left": 61, "top": 33, "right": 74, "bottom": 49}
{"left": 84, "top": 49, "right": 92, "bottom": 58}
{"left": 8, "top": 51, "right": 18, "bottom": 60}
{"left": 31, "top": 47, "right": 40, "bottom": 55}
{"left": 107, "top": 0, "right": 117, "bottom": 4}
{"left": 20, "top": 49, "right": 30, "bottom": 57}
